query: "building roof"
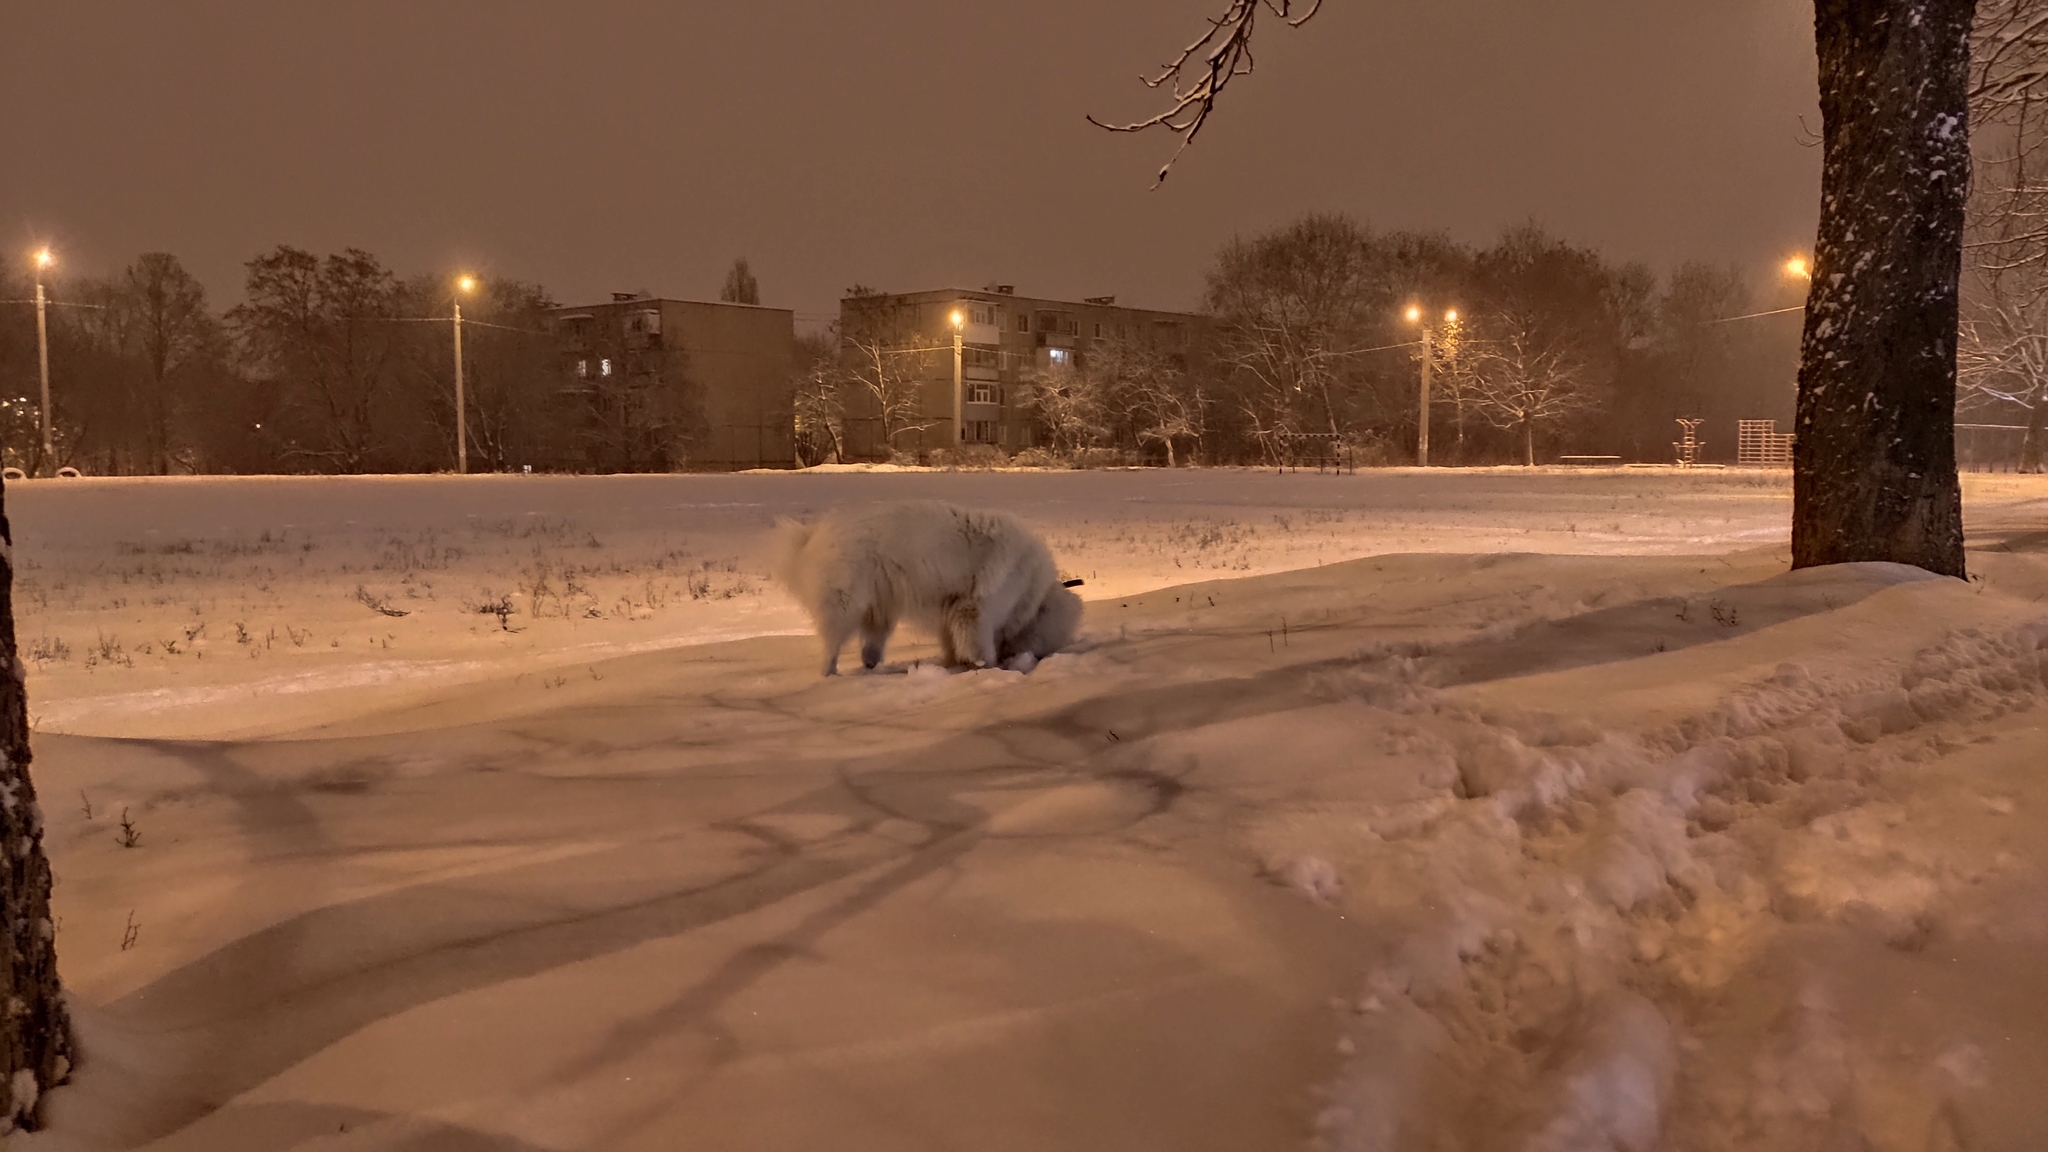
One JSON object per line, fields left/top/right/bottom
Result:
{"left": 841, "top": 287, "right": 1203, "bottom": 320}
{"left": 550, "top": 296, "right": 793, "bottom": 316}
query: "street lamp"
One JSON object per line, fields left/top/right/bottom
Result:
{"left": 1784, "top": 256, "right": 1811, "bottom": 280}
{"left": 32, "top": 249, "right": 54, "bottom": 477}
{"left": 1405, "top": 306, "right": 1458, "bottom": 467}
{"left": 950, "top": 308, "right": 966, "bottom": 447}
{"left": 453, "top": 275, "right": 477, "bottom": 474}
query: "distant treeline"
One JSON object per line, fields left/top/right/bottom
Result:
{"left": 0, "top": 247, "right": 709, "bottom": 477}
{"left": 2, "top": 226, "right": 1805, "bottom": 476}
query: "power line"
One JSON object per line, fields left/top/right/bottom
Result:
{"left": 1707, "top": 305, "right": 1804, "bottom": 325}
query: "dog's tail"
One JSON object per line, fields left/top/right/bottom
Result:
{"left": 771, "top": 516, "right": 816, "bottom": 591}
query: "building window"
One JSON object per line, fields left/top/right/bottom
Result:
{"left": 965, "top": 419, "right": 998, "bottom": 444}
{"left": 1048, "top": 348, "right": 1071, "bottom": 366}
{"left": 600, "top": 358, "right": 614, "bottom": 377}
{"left": 576, "top": 359, "right": 589, "bottom": 378}
{"left": 1016, "top": 313, "right": 1030, "bottom": 333}
{"left": 967, "top": 382, "right": 994, "bottom": 403}
{"left": 1094, "top": 323, "right": 1102, "bottom": 338}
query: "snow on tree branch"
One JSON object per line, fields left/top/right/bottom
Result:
{"left": 1088, "top": 0, "right": 1323, "bottom": 185}
{"left": 1972, "top": 0, "right": 2048, "bottom": 108}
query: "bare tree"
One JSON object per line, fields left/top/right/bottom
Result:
{"left": 229, "top": 247, "right": 415, "bottom": 473}
{"left": 1106, "top": 0, "right": 1979, "bottom": 576}
{"left": 1466, "top": 310, "right": 1599, "bottom": 466}
{"left": 441, "top": 280, "right": 558, "bottom": 473}
{"left": 1204, "top": 215, "right": 1375, "bottom": 453}
{"left": 1422, "top": 313, "right": 1479, "bottom": 463}
{"left": 1970, "top": 0, "right": 2048, "bottom": 279}
{"left": 1132, "top": 368, "right": 1207, "bottom": 466}
{"left": 720, "top": 258, "right": 761, "bottom": 306}
{"left": 1959, "top": 299, "right": 2047, "bottom": 469}
{"left": 842, "top": 334, "right": 935, "bottom": 455}
{"left": 1961, "top": 0, "right": 2048, "bottom": 470}
{"left": 1078, "top": 334, "right": 1207, "bottom": 465}
{"left": 1017, "top": 361, "right": 1105, "bottom": 456}
{"left": 0, "top": 475, "right": 72, "bottom": 1128}
{"left": 792, "top": 332, "right": 847, "bottom": 465}
{"left": 122, "top": 254, "right": 218, "bottom": 475}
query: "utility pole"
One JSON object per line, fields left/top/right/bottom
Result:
{"left": 453, "top": 299, "right": 467, "bottom": 474}
{"left": 1417, "top": 324, "right": 1431, "bottom": 468}
{"left": 453, "top": 275, "right": 476, "bottom": 474}
{"left": 950, "top": 309, "right": 966, "bottom": 447}
{"left": 33, "top": 250, "right": 53, "bottom": 476}
{"left": 1405, "top": 305, "right": 1456, "bottom": 467}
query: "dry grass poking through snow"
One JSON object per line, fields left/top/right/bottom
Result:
{"left": 6, "top": 468, "right": 2038, "bottom": 740}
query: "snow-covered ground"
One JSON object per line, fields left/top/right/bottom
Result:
{"left": 13, "top": 468, "right": 2048, "bottom": 1150}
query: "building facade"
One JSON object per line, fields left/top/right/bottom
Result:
{"left": 836, "top": 286, "right": 1209, "bottom": 460}
{"left": 553, "top": 294, "right": 794, "bottom": 471}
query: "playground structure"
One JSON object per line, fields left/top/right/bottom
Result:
{"left": 1672, "top": 418, "right": 1706, "bottom": 467}
{"left": 1737, "top": 419, "right": 1795, "bottom": 467}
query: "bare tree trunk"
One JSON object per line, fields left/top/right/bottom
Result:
{"left": 2024, "top": 395, "right": 2045, "bottom": 473}
{"left": 0, "top": 476, "right": 71, "bottom": 1129}
{"left": 1524, "top": 417, "right": 1535, "bottom": 466}
{"left": 1793, "top": 0, "right": 1974, "bottom": 577}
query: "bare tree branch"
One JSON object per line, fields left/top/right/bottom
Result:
{"left": 1088, "top": 0, "right": 1323, "bottom": 185}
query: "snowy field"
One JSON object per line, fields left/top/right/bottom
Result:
{"left": 12, "top": 467, "right": 2048, "bottom": 1150}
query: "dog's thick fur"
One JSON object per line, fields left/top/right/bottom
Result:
{"left": 774, "top": 501, "right": 1083, "bottom": 675}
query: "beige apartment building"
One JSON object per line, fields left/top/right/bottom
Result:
{"left": 836, "top": 286, "right": 1210, "bottom": 460}
{"left": 553, "top": 294, "right": 794, "bottom": 471}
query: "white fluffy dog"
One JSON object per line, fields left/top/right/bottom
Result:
{"left": 774, "top": 501, "right": 1084, "bottom": 676}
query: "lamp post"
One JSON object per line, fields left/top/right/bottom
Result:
{"left": 32, "top": 249, "right": 53, "bottom": 476}
{"left": 1405, "top": 306, "right": 1457, "bottom": 467}
{"left": 950, "top": 308, "right": 965, "bottom": 447}
{"left": 453, "top": 275, "right": 476, "bottom": 474}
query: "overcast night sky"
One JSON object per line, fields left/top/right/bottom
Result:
{"left": 2, "top": 1, "right": 1822, "bottom": 324}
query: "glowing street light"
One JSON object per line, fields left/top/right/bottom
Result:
{"left": 1785, "top": 256, "right": 1811, "bottom": 280}
{"left": 31, "top": 249, "right": 54, "bottom": 476}
{"left": 1405, "top": 305, "right": 1460, "bottom": 467}
{"left": 950, "top": 308, "right": 967, "bottom": 446}
{"left": 453, "top": 274, "right": 477, "bottom": 474}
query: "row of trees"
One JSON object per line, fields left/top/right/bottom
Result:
{"left": 0, "top": 252, "right": 781, "bottom": 476}
{"left": 782, "top": 221, "right": 1800, "bottom": 470}
{"left": 1958, "top": 0, "right": 2048, "bottom": 472}
{"left": 864, "top": 218, "right": 1793, "bottom": 469}
{"left": 1196, "top": 218, "right": 1800, "bottom": 466}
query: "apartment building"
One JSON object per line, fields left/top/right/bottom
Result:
{"left": 836, "top": 286, "right": 1210, "bottom": 459}
{"left": 553, "top": 294, "right": 794, "bottom": 471}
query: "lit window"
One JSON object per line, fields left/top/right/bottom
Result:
{"left": 576, "top": 359, "right": 589, "bottom": 378}
{"left": 1048, "top": 348, "right": 1070, "bottom": 366}
{"left": 600, "top": 358, "right": 613, "bottom": 377}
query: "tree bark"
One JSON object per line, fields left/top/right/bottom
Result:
{"left": 1524, "top": 417, "right": 1535, "bottom": 466}
{"left": 1793, "top": 0, "right": 1975, "bottom": 576}
{"left": 0, "top": 474, "right": 71, "bottom": 1129}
